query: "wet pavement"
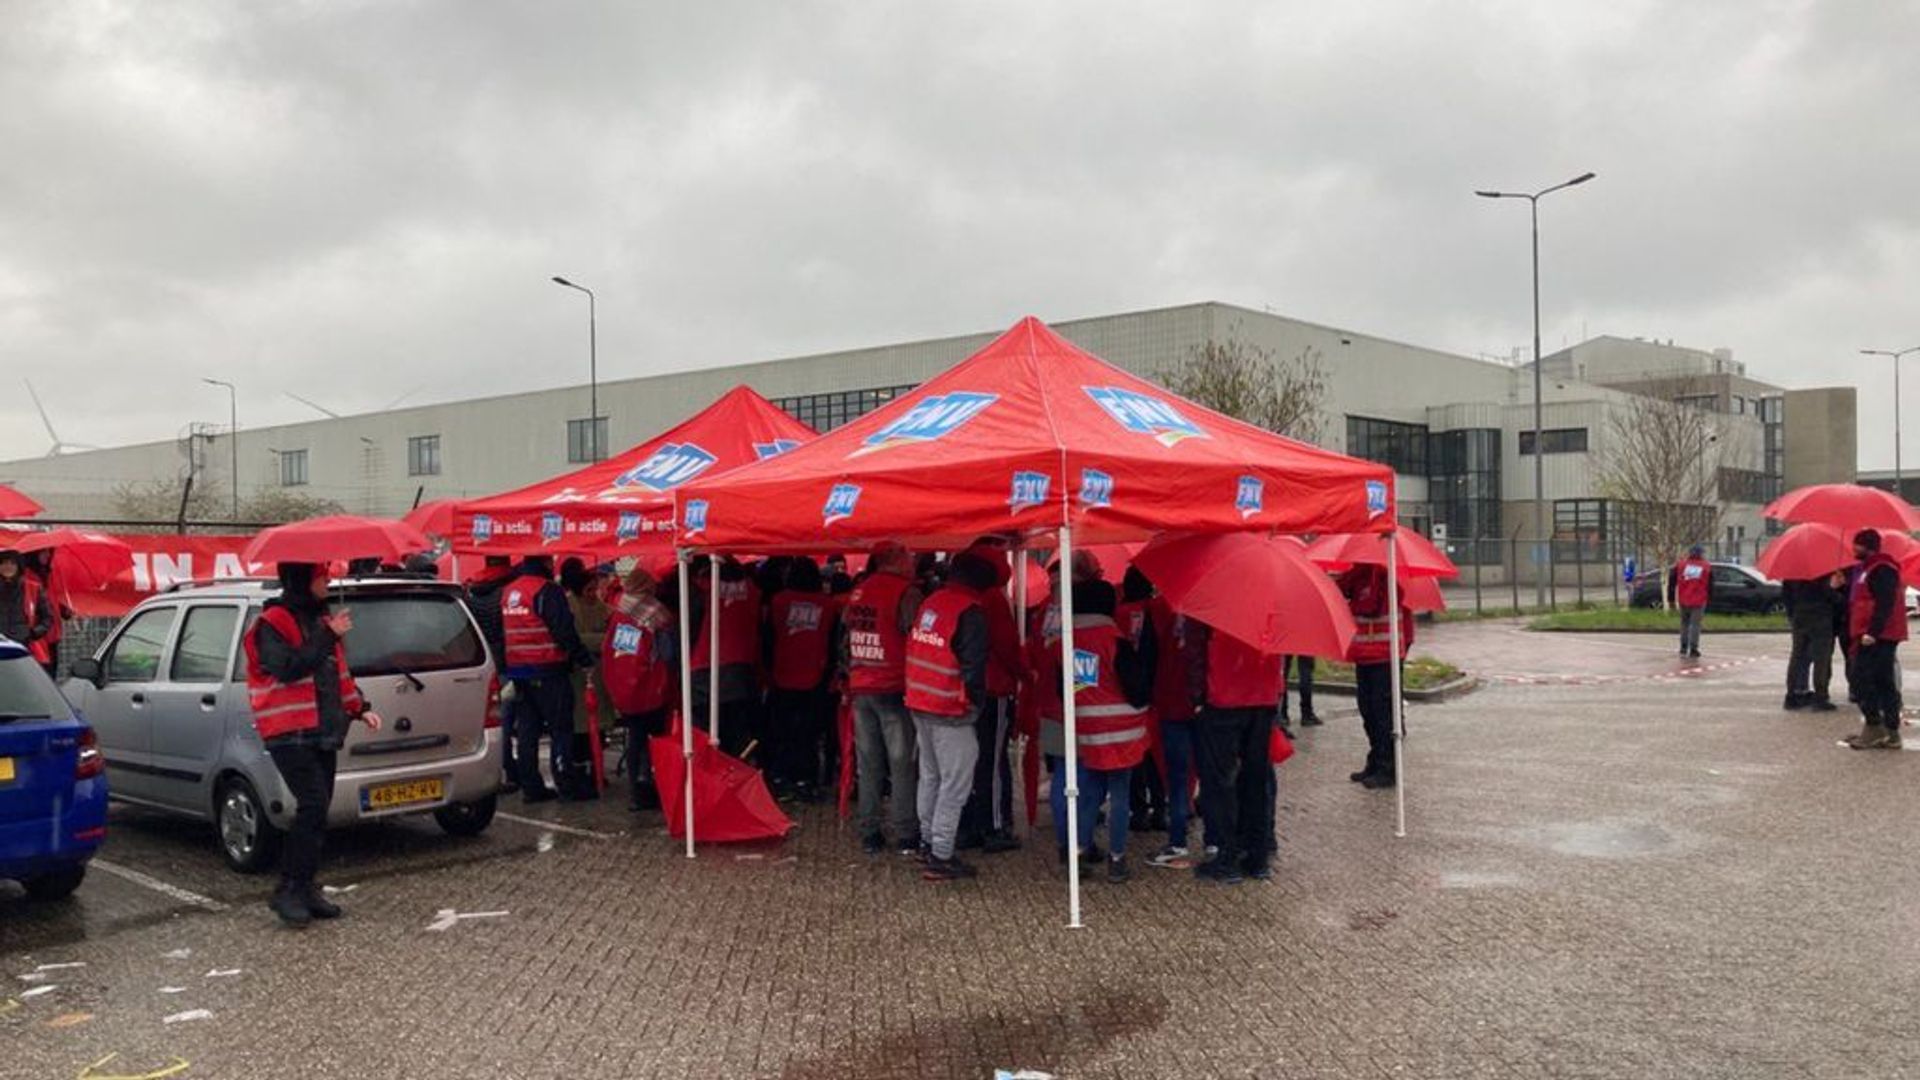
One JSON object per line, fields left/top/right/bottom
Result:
{"left": 5, "top": 620, "right": 1917, "bottom": 1079}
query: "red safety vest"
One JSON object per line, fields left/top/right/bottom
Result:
{"left": 1344, "top": 566, "right": 1413, "bottom": 665}
{"left": 845, "top": 571, "right": 911, "bottom": 694}
{"left": 1205, "top": 627, "right": 1284, "bottom": 708}
{"left": 690, "top": 576, "right": 762, "bottom": 671}
{"left": 14, "top": 574, "right": 49, "bottom": 665}
{"left": 769, "top": 590, "right": 834, "bottom": 691}
{"left": 904, "top": 585, "right": 981, "bottom": 717}
{"left": 1849, "top": 554, "right": 1909, "bottom": 643}
{"left": 243, "top": 605, "right": 363, "bottom": 741}
{"left": 502, "top": 574, "right": 568, "bottom": 669}
{"left": 1054, "top": 616, "right": 1151, "bottom": 770}
{"left": 601, "top": 609, "right": 672, "bottom": 715}
{"left": 1675, "top": 558, "right": 1712, "bottom": 609}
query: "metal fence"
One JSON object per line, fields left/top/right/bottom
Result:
{"left": 1441, "top": 532, "right": 1780, "bottom": 616}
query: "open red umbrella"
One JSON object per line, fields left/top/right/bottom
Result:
{"left": 649, "top": 726, "right": 791, "bottom": 842}
{"left": 1756, "top": 523, "right": 1854, "bottom": 582}
{"left": 0, "top": 484, "right": 41, "bottom": 520}
{"left": 242, "top": 515, "right": 433, "bottom": 567}
{"left": 1400, "top": 575, "right": 1447, "bottom": 613}
{"left": 1133, "top": 532, "right": 1357, "bottom": 659}
{"left": 1306, "top": 524, "right": 1459, "bottom": 579}
{"left": 402, "top": 499, "right": 462, "bottom": 539}
{"left": 1766, "top": 484, "right": 1920, "bottom": 532}
{"left": 8, "top": 529, "right": 133, "bottom": 592}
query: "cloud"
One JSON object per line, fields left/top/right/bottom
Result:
{"left": 0, "top": 0, "right": 1914, "bottom": 465}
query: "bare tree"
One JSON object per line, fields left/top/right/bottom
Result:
{"left": 111, "top": 478, "right": 342, "bottom": 527}
{"left": 1155, "top": 336, "right": 1329, "bottom": 442}
{"left": 1593, "top": 376, "right": 1742, "bottom": 604}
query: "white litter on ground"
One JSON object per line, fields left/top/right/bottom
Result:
{"left": 162, "top": 1009, "right": 213, "bottom": 1024}
{"left": 20, "top": 985, "right": 57, "bottom": 999}
{"left": 35, "top": 962, "right": 86, "bottom": 972}
{"left": 162, "top": 949, "right": 193, "bottom": 960}
{"left": 425, "top": 909, "right": 509, "bottom": 933}
{"left": 204, "top": 969, "right": 243, "bottom": 979}
{"left": 536, "top": 833, "right": 555, "bottom": 853}
{"left": 322, "top": 884, "right": 359, "bottom": 894}
{"left": 158, "top": 987, "right": 189, "bottom": 994}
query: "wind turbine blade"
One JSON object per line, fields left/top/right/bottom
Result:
{"left": 24, "top": 380, "right": 61, "bottom": 442}
{"left": 285, "top": 392, "right": 342, "bottom": 419}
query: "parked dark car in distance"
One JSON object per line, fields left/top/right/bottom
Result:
{"left": 1629, "top": 561, "right": 1785, "bottom": 614}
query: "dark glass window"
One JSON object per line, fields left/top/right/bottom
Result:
{"left": 1518, "top": 428, "right": 1589, "bottom": 455}
{"left": 1346, "top": 415, "right": 1428, "bottom": 474}
{"left": 567, "top": 418, "right": 607, "bottom": 463}
{"left": 772, "top": 385, "right": 918, "bottom": 432}
{"left": 408, "top": 435, "right": 441, "bottom": 476}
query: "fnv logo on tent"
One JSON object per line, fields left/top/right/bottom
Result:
{"left": 682, "top": 500, "right": 709, "bottom": 536}
{"left": 856, "top": 392, "right": 996, "bottom": 455}
{"left": 1085, "top": 387, "right": 1205, "bottom": 447}
{"left": 1079, "top": 468, "right": 1113, "bottom": 509}
{"left": 1009, "top": 471, "right": 1050, "bottom": 512}
{"left": 616, "top": 443, "right": 718, "bottom": 491}
{"left": 616, "top": 512, "right": 643, "bottom": 542}
{"left": 610, "top": 623, "right": 643, "bottom": 657}
{"left": 1235, "top": 476, "right": 1264, "bottom": 519}
{"left": 471, "top": 515, "right": 494, "bottom": 544}
{"left": 823, "top": 483, "right": 862, "bottom": 525}
{"left": 753, "top": 440, "right": 800, "bottom": 460}
{"left": 540, "top": 512, "right": 565, "bottom": 543}
{"left": 1072, "top": 648, "right": 1100, "bottom": 691}
{"left": 1365, "top": 480, "right": 1389, "bottom": 518}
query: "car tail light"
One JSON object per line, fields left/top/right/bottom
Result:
{"left": 484, "top": 675, "right": 502, "bottom": 730}
{"left": 72, "top": 826, "right": 107, "bottom": 842}
{"left": 74, "top": 727, "right": 104, "bottom": 781}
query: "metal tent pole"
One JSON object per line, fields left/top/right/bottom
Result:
{"left": 679, "top": 552, "right": 696, "bottom": 858}
{"left": 1059, "top": 524, "right": 1083, "bottom": 929}
{"left": 1388, "top": 532, "right": 1407, "bottom": 839}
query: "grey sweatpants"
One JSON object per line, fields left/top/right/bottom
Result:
{"left": 1680, "top": 606, "right": 1705, "bottom": 653}
{"left": 913, "top": 710, "right": 980, "bottom": 861}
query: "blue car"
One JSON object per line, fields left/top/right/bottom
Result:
{"left": 0, "top": 636, "right": 108, "bottom": 901}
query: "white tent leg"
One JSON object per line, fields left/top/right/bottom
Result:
{"left": 1059, "top": 525, "right": 1083, "bottom": 929}
{"left": 1388, "top": 532, "right": 1406, "bottom": 839}
{"left": 709, "top": 559, "right": 722, "bottom": 748}
{"left": 679, "top": 551, "right": 696, "bottom": 858}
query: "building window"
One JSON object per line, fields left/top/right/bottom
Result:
{"left": 567, "top": 417, "right": 607, "bottom": 464}
{"left": 408, "top": 435, "right": 441, "bottom": 476}
{"left": 772, "top": 385, "right": 919, "bottom": 432}
{"left": 1518, "top": 428, "right": 1589, "bottom": 455}
{"left": 1552, "top": 498, "right": 1609, "bottom": 561}
{"left": 1426, "top": 428, "right": 1501, "bottom": 562}
{"left": 1674, "top": 393, "right": 1718, "bottom": 412}
{"left": 1345, "top": 415, "right": 1428, "bottom": 475}
{"left": 1717, "top": 467, "right": 1768, "bottom": 504}
{"left": 280, "top": 449, "right": 308, "bottom": 487}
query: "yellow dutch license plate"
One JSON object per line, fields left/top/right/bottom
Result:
{"left": 0, "top": 757, "right": 14, "bottom": 783}
{"left": 361, "top": 777, "right": 444, "bottom": 812}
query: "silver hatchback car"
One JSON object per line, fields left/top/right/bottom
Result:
{"left": 64, "top": 576, "right": 502, "bottom": 872}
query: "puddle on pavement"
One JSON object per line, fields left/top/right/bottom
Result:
{"left": 1526, "top": 820, "right": 1687, "bottom": 858}
{"left": 777, "top": 985, "right": 1169, "bottom": 1080}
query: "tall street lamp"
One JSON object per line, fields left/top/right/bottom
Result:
{"left": 1476, "top": 171, "right": 1596, "bottom": 609}
{"left": 202, "top": 378, "right": 239, "bottom": 522}
{"left": 1860, "top": 346, "right": 1920, "bottom": 496}
{"left": 552, "top": 276, "right": 600, "bottom": 461}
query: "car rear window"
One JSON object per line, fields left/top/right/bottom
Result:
{"left": 335, "top": 592, "right": 485, "bottom": 677}
{"left": 0, "top": 653, "right": 73, "bottom": 721}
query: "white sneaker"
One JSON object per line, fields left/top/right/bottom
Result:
{"left": 1147, "top": 844, "right": 1191, "bottom": 868}
{"left": 1203, "top": 844, "right": 1219, "bottom": 859}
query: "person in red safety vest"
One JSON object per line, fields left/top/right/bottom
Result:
{"left": 1116, "top": 567, "right": 1169, "bottom": 842}
{"left": 602, "top": 565, "right": 677, "bottom": 809}
{"left": 766, "top": 558, "right": 837, "bottom": 799}
{"left": 0, "top": 548, "right": 52, "bottom": 669}
{"left": 1844, "top": 529, "right": 1907, "bottom": 750}
{"left": 243, "top": 562, "right": 383, "bottom": 927}
{"left": 904, "top": 552, "right": 999, "bottom": 882}
{"left": 1669, "top": 545, "right": 1714, "bottom": 658}
{"left": 1342, "top": 562, "right": 1412, "bottom": 793}
{"left": 1181, "top": 606, "right": 1285, "bottom": 885}
{"left": 842, "top": 542, "right": 925, "bottom": 856}
{"left": 689, "top": 556, "right": 763, "bottom": 759}
{"left": 24, "top": 552, "right": 70, "bottom": 677}
{"left": 957, "top": 537, "right": 1029, "bottom": 856}
{"left": 502, "top": 555, "right": 596, "bottom": 803}
{"left": 1043, "top": 578, "right": 1153, "bottom": 883}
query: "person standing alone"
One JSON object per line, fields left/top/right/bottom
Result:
{"left": 1670, "top": 545, "right": 1713, "bottom": 658}
{"left": 1844, "top": 530, "right": 1905, "bottom": 750}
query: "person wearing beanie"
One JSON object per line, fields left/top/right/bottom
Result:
{"left": 1844, "top": 529, "right": 1906, "bottom": 749}
{"left": 1669, "top": 544, "right": 1714, "bottom": 659}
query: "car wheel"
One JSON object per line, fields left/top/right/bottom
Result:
{"left": 434, "top": 795, "right": 497, "bottom": 837}
{"left": 216, "top": 776, "right": 283, "bottom": 874}
{"left": 22, "top": 865, "right": 87, "bottom": 902}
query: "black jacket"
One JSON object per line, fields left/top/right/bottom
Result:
{"left": 254, "top": 597, "right": 357, "bottom": 750}
{"left": 0, "top": 576, "right": 49, "bottom": 646}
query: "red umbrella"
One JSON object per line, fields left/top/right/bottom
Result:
{"left": 1306, "top": 524, "right": 1459, "bottom": 579}
{"left": 242, "top": 515, "right": 433, "bottom": 567}
{"left": 648, "top": 727, "right": 792, "bottom": 842}
{"left": 1755, "top": 523, "right": 1854, "bottom": 582}
{"left": 1765, "top": 484, "right": 1920, "bottom": 532}
{"left": 0, "top": 484, "right": 41, "bottom": 520}
{"left": 1133, "top": 532, "right": 1357, "bottom": 659}
{"left": 402, "top": 499, "right": 462, "bottom": 538}
{"left": 7, "top": 529, "right": 133, "bottom": 592}
{"left": 1401, "top": 575, "right": 1447, "bottom": 613}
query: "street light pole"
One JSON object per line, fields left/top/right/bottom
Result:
{"left": 1476, "top": 171, "right": 1596, "bottom": 610}
{"left": 202, "top": 378, "right": 239, "bottom": 522}
{"left": 1860, "top": 346, "right": 1920, "bottom": 496}
{"left": 552, "top": 276, "right": 599, "bottom": 461}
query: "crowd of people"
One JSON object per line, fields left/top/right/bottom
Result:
{"left": 1774, "top": 528, "right": 1907, "bottom": 750}
{"left": 454, "top": 536, "right": 1413, "bottom": 885}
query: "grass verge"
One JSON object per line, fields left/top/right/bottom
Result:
{"left": 1527, "top": 607, "right": 1789, "bottom": 633}
{"left": 1313, "top": 656, "right": 1463, "bottom": 691}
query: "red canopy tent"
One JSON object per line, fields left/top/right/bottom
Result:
{"left": 675, "top": 317, "right": 1409, "bottom": 927}
{"left": 451, "top": 386, "right": 816, "bottom": 558}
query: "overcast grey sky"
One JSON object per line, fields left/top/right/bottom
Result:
{"left": 2, "top": 1, "right": 1916, "bottom": 467}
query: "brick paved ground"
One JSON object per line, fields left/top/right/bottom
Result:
{"left": 4, "top": 624, "right": 1916, "bottom": 1079}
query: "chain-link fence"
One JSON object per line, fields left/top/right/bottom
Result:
{"left": 1439, "top": 532, "right": 1781, "bottom": 616}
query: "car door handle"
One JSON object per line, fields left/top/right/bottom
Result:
{"left": 200, "top": 694, "right": 219, "bottom": 709}
{"left": 130, "top": 692, "right": 146, "bottom": 705}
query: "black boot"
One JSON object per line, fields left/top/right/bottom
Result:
{"left": 304, "top": 884, "right": 343, "bottom": 920}
{"left": 269, "top": 882, "right": 313, "bottom": 928}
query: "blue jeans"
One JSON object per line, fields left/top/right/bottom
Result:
{"left": 1049, "top": 758, "right": 1134, "bottom": 858}
{"left": 1160, "top": 721, "right": 1211, "bottom": 849}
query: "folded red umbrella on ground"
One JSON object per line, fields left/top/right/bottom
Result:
{"left": 649, "top": 726, "right": 792, "bottom": 843}
{"left": 1305, "top": 524, "right": 1459, "bottom": 579}
{"left": 242, "top": 515, "right": 434, "bottom": 567}
{"left": 8, "top": 529, "right": 133, "bottom": 592}
{"left": 0, "top": 484, "right": 42, "bottom": 521}
{"left": 1756, "top": 523, "right": 1853, "bottom": 582}
{"left": 1133, "top": 532, "right": 1357, "bottom": 659}
{"left": 1269, "top": 726, "right": 1295, "bottom": 765}
{"left": 1765, "top": 484, "right": 1920, "bottom": 532}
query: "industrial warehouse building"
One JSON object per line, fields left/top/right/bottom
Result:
{"left": 1, "top": 301, "right": 1858, "bottom": 579}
